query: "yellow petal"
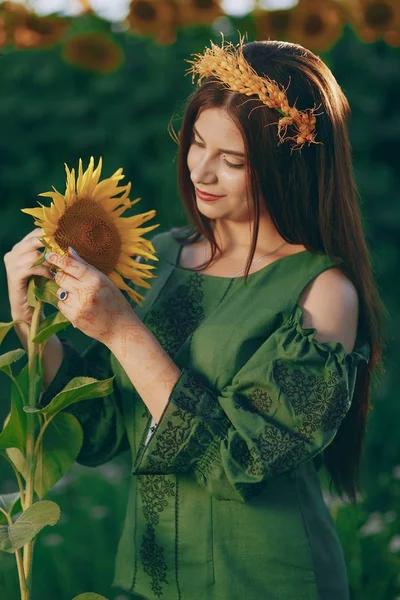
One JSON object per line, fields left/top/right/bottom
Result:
{"left": 108, "top": 271, "right": 148, "bottom": 305}
{"left": 84, "top": 157, "right": 103, "bottom": 197}
{"left": 21, "top": 207, "right": 45, "bottom": 220}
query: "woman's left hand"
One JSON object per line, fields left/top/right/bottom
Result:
{"left": 45, "top": 247, "right": 138, "bottom": 346}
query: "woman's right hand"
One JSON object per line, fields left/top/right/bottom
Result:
{"left": 3, "top": 227, "right": 54, "bottom": 325}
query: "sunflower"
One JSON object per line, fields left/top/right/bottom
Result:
{"left": 62, "top": 32, "right": 124, "bottom": 73}
{"left": 0, "top": 1, "right": 28, "bottom": 47}
{"left": 177, "top": 0, "right": 223, "bottom": 28}
{"left": 0, "top": 17, "right": 8, "bottom": 48}
{"left": 21, "top": 157, "right": 160, "bottom": 307}
{"left": 285, "top": 0, "right": 345, "bottom": 53}
{"left": 126, "top": 0, "right": 177, "bottom": 45}
{"left": 12, "top": 14, "right": 68, "bottom": 49}
{"left": 347, "top": 0, "right": 400, "bottom": 44}
{"left": 253, "top": 7, "right": 292, "bottom": 42}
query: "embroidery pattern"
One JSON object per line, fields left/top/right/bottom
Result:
{"left": 144, "top": 373, "right": 219, "bottom": 474}
{"left": 146, "top": 273, "right": 205, "bottom": 359}
{"left": 230, "top": 437, "right": 264, "bottom": 477}
{"left": 234, "top": 387, "right": 273, "bottom": 414}
{"left": 138, "top": 273, "right": 206, "bottom": 596}
{"left": 230, "top": 360, "right": 350, "bottom": 483}
{"left": 273, "top": 361, "right": 350, "bottom": 439}
{"left": 140, "top": 522, "right": 169, "bottom": 598}
{"left": 140, "top": 475, "right": 175, "bottom": 525}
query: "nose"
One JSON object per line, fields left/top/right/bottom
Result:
{"left": 190, "top": 155, "right": 218, "bottom": 187}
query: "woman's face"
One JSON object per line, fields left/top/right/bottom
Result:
{"left": 187, "top": 107, "right": 254, "bottom": 224}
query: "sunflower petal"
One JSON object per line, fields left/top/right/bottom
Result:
{"left": 109, "top": 271, "right": 150, "bottom": 304}
{"left": 21, "top": 207, "right": 45, "bottom": 220}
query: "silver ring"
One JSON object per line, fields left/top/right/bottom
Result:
{"left": 59, "top": 290, "right": 68, "bottom": 301}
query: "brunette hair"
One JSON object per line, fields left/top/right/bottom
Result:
{"left": 169, "top": 39, "right": 386, "bottom": 504}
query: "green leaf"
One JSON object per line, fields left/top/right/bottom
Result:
{"left": 0, "top": 322, "right": 15, "bottom": 345}
{"left": 27, "top": 277, "right": 39, "bottom": 309}
{"left": 0, "top": 493, "right": 22, "bottom": 525}
{"left": 6, "top": 413, "right": 83, "bottom": 498}
{"left": 35, "top": 278, "right": 62, "bottom": 309}
{"left": 27, "top": 276, "right": 61, "bottom": 310}
{"left": 34, "top": 412, "right": 83, "bottom": 498}
{"left": 33, "top": 370, "right": 44, "bottom": 411}
{"left": 32, "top": 310, "right": 70, "bottom": 344}
{"left": 24, "top": 376, "right": 114, "bottom": 419}
{"left": 0, "top": 493, "right": 21, "bottom": 514}
{"left": 0, "top": 364, "right": 30, "bottom": 451}
{"left": 30, "top": 251, "right": 46, "bottom": 268}
{"left": 0, "top": 500, "right": 60, "bottom": 553}
{"left": 72, "top": 594, "right": 109, "bottom": 600}
{"left": 6, "top": 447, "right": 26, "bottom": 481}
{"left": 0, "top": 349, "right": 26, "bottom": 371}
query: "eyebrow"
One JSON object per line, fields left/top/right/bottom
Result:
{"left": 193, "top": 126, "right": 245, "bottom": 158}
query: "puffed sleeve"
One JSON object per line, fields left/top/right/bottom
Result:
{"left": 132, "top": 305, "right": 370, "bottom": 501}
{"left": 40, "top": 337, "right": 129, "bottom": 467}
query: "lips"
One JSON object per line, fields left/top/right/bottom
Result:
{"left": 195, "top": 187, "right": 224, "bottom": 202}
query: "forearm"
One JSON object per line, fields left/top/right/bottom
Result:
{"left": 41, "top": 334, "right": 65, "bottom": 390}
{"left": 105, "top": 315, "right": 182, "bottom": 423}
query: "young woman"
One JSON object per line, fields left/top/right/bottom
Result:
{"left": 5, "top": 39, "right": 384, "bottom": 600}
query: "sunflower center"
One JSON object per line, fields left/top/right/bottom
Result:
{"left": 304, "top": 13, "right": 324, "bottom": 36}
{"left": 54, "top": 198, "right": 121, "bottom": 275}
{"left": 194, "top": 0, "right": 214, "bottom": 9}
{"left": 365, "top": 2, "right": 393, "bottom": 29}
{"left": 134, "top": 1, "right": 157, "bottom": 21}
{"left": 269, "top": 10, "right": 291, "bottom": 31}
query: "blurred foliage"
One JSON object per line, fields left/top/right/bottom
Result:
{"left": 0, "top": 17, "right": 399, "bottom": 600}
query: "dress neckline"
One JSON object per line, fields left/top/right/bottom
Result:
{"left": 171, "top": 240, "right": 312, "bottom": 280}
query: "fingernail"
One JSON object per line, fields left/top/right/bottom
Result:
{"left": 68, "top": 246, "right": 79, "bottom": 257}
{"left": 45, "top": 252, "right": 52, "bottom": 261}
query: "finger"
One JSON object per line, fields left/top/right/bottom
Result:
{"left": 17, "top": 232, "right": 45, "bottom": 254}
{"left": 22, "top": 228, "right": 44, "bottom": 245}
{"left": 56, "top": 294, "right": 70, "bottom": 320}
{"left": 53, "top": 270, "right": 79, "bottom": 291}
{"left": 45, "top": 251, "right": 93, "bottom": 282}
{"left": 24, "top": 249, "right": 52, "bottom": 270}
{"left": 34, "top": 266, "right": 54, "bottom": 280}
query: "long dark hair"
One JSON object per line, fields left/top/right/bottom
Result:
{"left": 169, "top": 39, "right": 386, "bottom": 504}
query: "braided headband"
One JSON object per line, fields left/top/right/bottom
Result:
{"left": 186, "top": 35, "right": 323, "bottom": 152}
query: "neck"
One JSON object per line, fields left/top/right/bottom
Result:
{"left": 205, "top": 218, "right": 286, "bottom": 257}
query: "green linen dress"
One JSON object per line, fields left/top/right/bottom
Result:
{"left": 40, "top": 229, "right": 370, "bottom": 600}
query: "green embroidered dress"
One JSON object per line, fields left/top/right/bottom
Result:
{"left": 41, "top": 229, "right": 370, "bottom": 600}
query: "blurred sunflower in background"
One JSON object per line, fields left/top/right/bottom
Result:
{"left": 0, "top": 2, "right": 68, "bottom": 49}
{"left": 0, "top": 16, "right": 8, "bottom": 48}
{"left": 12, "top": 13, "right": 68, "bottom": 49}
{"left": 177, "top": 0, "right": 223, "bottom": 28}
{"left": 127, "top": 0, "right": 177, "bottom": 45}
{"left": 253, "top": 7, "right": 292, "bottom": 42}
{"left": 21, "top": 157, "right": 160, "bottom": 306}
{"left": 348, "top": 0, "right": 400, "bottom": 46}
{"left": 285, "top": 0, "right": 346, "bottom": 53}
{"left": 62, "top": 32, "right": 124, "bottom": 73}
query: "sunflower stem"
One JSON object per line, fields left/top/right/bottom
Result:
{"left": 22, "top": 300, "right": 43, "bottom": 600}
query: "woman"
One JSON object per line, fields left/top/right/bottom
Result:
{"left": 5, "top": 39, "right": 384, "bottom": 599}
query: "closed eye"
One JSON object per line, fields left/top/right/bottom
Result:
{"left": 191, "top": 138, "right": 245, "bottom": 170}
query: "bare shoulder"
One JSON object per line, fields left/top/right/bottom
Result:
{"left": 298, "top": 267, "right": 359, "bottom": 354}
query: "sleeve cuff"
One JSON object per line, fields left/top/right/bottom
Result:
{"left": 132, "top": 368, "right": 226, "bottom": 475}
